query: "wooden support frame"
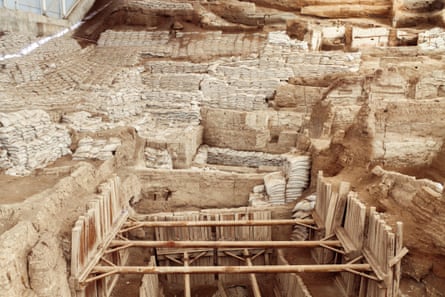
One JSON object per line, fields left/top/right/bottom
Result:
{"left": 71, "top": 173, "right": 409, "bottom": 297}
{"left": 108, "top": 240, "right": 342, "bottom": 249}
{"left": 75, "top": 211, "right": 129, "bottom": 288}
{"left": 84, "top": 263, "right": 372, "bottom": 284}
{"left": 119, "top": 218, "right": 315, "bottom": 233}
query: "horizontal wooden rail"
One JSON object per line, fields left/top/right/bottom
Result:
{"left": 121, "top": 219, "right": 315, "bottom": 233}
{"left": 90, "top": 263, "right": 372, "bottom": 279}
{"left": 109, "top": 240, "right": 342, "bottom": 249}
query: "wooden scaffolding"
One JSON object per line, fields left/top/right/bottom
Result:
{"left": 70, "top": 173, "right": 407, "bottom": 297}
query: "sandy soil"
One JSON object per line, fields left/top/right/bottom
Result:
{"left": 284, "top": 248, "right": 343, "bottom": 297}
{"left": 0, "top": 173, "right": 63, "bottom": 204}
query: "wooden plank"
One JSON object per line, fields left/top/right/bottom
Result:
{"left": 345, "top": 194, "right": 366, "bottom": 251}
{"left": 76, "top": 211, "right": 129, "bottom": 287}
{"left": 321, "top": 182, "right": 332, "bottom": 224}
{"left": 332, "top": 182, "right": 350, "bottom": 231}
{"left": 87, "top": 209, "right": 97, "bottom": 256}
{"left": 79, "top": 217, "right": 87, "bottom": 269}
{"left": 335, "top": 227, "right": 360, "bottom": 258}
{"left": 325, "top": 192, "right": 338, "bottom": 236}
{"left": 315, "top": 171, "right": 325, "bottom": 225}
{"left": 71, "top": 224, "right": 82, "bottom": 277}
{"left": 362, "top": 247, "right": 386, "bottom": 284}
{"left": 393, "top": 222, "right": 403, "bottom": 297}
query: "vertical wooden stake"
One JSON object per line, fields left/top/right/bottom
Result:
{"left": 393, "top": 222, "right": 403, "bottom": 297}
{"left": 184, "top": 252, "right": 191, "bottom": 297}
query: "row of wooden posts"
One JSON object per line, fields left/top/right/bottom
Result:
{"left": 313, "top": 171, "right": 406, "bottom": 297}
{"left": 71, "top": 176, "right": 129, "bottom": 297}
{"left": 150, "top": 208, "right": 272, "bottom": 287}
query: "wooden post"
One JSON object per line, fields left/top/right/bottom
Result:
{"left": 184, "top": 252, "right": 191, "bottom": 297}
{"left": 393, "top": 222, "right": 403, "bottom": 297}
{"left": 244, "top": 249, "right": 261, "bottom": 297}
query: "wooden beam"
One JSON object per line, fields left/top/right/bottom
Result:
{"left": 166, "top": 255, "right": 183, "bottom": 265}
{"left": 90, "top": 263, "right": 372, "bottom": 277}
{"left": 344, "top": 268, "right": 380, "bottom": 282}
{"left": 120, "top": 219, "right": 315, "bottom": 233}
{"left": 109, "top": 240, "right": 342, "bottom": 249}
{"left": 184, "top": 252, "right": 191, "bottom": 297}
{"left": 244, "top": 249, "right": 261, "bottom": 297}
{"left": 189, "top": 251, "right": 208, "bottom": 265}
{"left": 251, "top": 250, "right": 265, "bottom": 261}
{"left": 389, "top": 247, "right": 408, "bottom": 267}
{"left": 223, "top": 251, "right": 246, "bottom": 262}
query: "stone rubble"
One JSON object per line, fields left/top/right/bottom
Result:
{"left": 0, "top": 109, "right": 71, "bottom": 175}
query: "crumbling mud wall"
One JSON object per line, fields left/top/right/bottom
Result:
{"left": 135, "top": 169, "right": 264, "bottom": 210}
{"left": 0, "top": 156, "right": 141, "bottom": 297}
{"left": 303, "top": 62, "right": 445, "bottom": 171}
{"left": 0, "top": 221, "right": 39, "bottom": 297}
{"left": 366, "top": 166, "right": 445, "bottom": 296}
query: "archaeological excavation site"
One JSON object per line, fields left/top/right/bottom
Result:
{"left": 2, "top": 0, "right": 445, "bottom": 296}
